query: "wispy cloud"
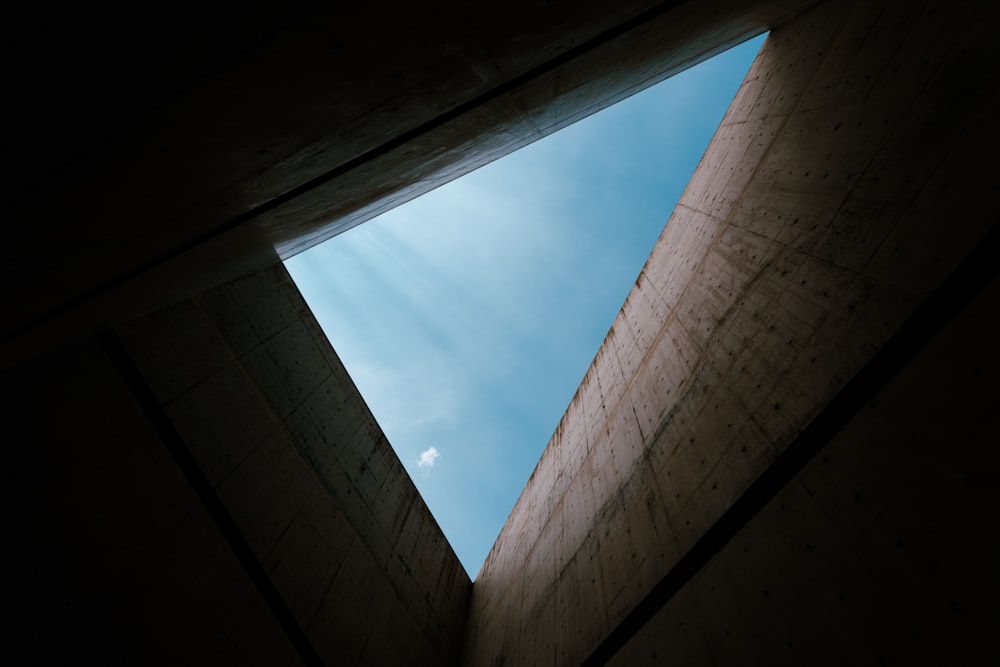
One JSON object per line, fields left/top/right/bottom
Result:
{"left": 417, "top": 446, "right": 440, "bottom": 471}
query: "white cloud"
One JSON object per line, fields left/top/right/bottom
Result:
{"left": 417, "top": 446, "right": 440, "bottom": 470}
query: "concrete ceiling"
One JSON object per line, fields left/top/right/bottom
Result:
{"left": 2, "top": 0, "right": 818, "bottom": 366}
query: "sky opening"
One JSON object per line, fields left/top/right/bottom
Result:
{"left": 284, "top": 34, "right": 766, "bottom": 579}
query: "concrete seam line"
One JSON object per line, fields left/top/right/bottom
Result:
{"left": 98, "top": 331, "right": 326, "bottom": 667}
{"left": 580, "top": 221, "right": 1000, "bottom": 667}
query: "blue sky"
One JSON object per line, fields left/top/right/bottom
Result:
{"left": 285, "top": 34, "right": 765, "bottom": 578}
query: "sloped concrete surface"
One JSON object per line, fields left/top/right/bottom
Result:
{"left": 464, "top": 0, "right": 999, "bottom": 663}
{"left": 7, "top": 265, "right": 470, "bottom": 665}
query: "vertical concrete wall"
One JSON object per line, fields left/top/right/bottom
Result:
{"left": 608, "top": 274, "right": 1000, "bottom": 665}
{"left": 463, "top": 0, "right": 999, "bottom": 664}
{"left": 117, "top": 264, "right": 471, "bottom": 664}
{"left": 6, "top": 264, "right": 470, "bottom": 665}
{"left": 7, "top": 339, "right": 304, "bottom": 664}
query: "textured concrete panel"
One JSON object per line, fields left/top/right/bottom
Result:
{"left": 5, "top": 261, "right": 470, "bottom": 664}
{"left": 5, "top": 340, "right": 303, "bottom": 665}
{"left": 2, "top": 0, "right": 819, "bottom": 368}
{"left": 118, "top": 264, "right": 471, "bottom": 665}
{"left": 464, "top": 0, "right": 999, "bottom": 664}
{"left": 610, "top": 276, "right": 1000, "bottom": 665}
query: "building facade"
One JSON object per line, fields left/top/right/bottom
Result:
{"left": 4, "top": 0, "right": 997, "bottom": 664}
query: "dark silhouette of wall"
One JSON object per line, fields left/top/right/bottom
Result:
{"left": 8, "top": 265, "right": 469, "bottom": 664}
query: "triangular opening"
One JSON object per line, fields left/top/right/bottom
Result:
{"left": 285, "top": 34, "right": 766, "bottom": 579}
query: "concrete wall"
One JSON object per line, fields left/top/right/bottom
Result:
{"left": 608, "top": 273, "right": 1000, "bottom": 665}
{"left": 2, "top": 0, "right": 817, "bottom": 368}
{"left": 6, "top": 264, "right": 469, "bottom": 664}
{"left": 463, "top": 0, "right": 999, "bottom": 664}
{"left": 6, "top": 0, "right": 998, "bottom": 664}
{"left": 7, "top": 337, "right": 302, "bottom": 665}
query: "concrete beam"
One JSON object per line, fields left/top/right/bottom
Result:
{"left": 1, "top": 0, "right": 816, "bottom": 367}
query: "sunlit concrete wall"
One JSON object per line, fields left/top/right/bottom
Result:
{"left": 7, "top": 265, "right": 469, "bottom": 664}
{"left": 608, "top": 274, "right": 1000, "bottom": 665}
{"left": 463, "top": 0, "right": 999, "bottom": 664}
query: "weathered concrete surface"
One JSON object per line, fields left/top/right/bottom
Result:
{"left": 5, "top": 0, "right": 999, "bottom": 664}
{"left": 463, "top": 0, "right": 999, "bottom": 664}
{"left": 6, "top": 264, "right": 469, "bottom": 664}
{"left": 1, "top": 0, "right": 817, "bottom": 367}
{"left": 609, "top": 274, "right": 1000, "bottom": 665}
{"left": 6, "top": 339, "right": 304, "bottom": 665}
